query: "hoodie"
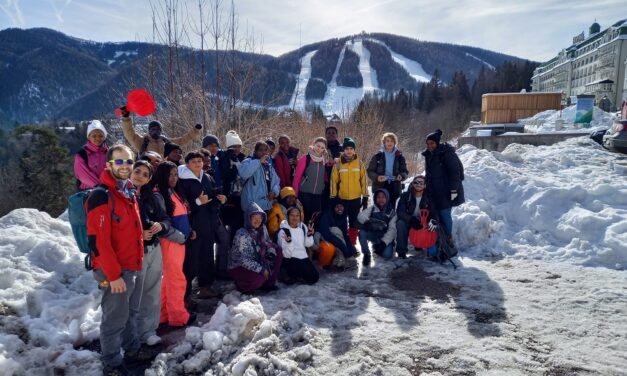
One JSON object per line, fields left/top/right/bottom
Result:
{"left": 357, "top": 188, "right": 397, "bottom": 245}
{"left": 277, "top": 219, "right": 313, "bottom": 259}
{"left": 317, "top": 198, "right": 355, "bottom": 257}
{"left": 176, "top": 164, "right": 222, "bottom": 235}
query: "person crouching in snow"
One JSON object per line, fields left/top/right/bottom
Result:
{"left": 358, "top": 188, "right": 397, "bottom": 266}
{"left": 267, "top": 186, "right": 305, "bottom": 239}
{"left": 74, "top": 120, "right": 109, "bottom": 191}
{"left": 313, "top": 198, "right": 358, "bottom": 270}
{"left": 277, "top": 207, "right": 319, "bottom": 285}
{"left": 330, "top": 136, "right": 368, "bottom": 246}
{"left": 228, "top": 203, "right": 283, "bottom": 293}
{"left": 395, "top": 175, "right": 439, "bottom": 258}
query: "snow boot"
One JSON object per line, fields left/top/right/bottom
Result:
{"left": 102, "top": 364, "right": 129, "bottom": 376}
{"left": 362, "top": 252, "right": 371, "bottom": 267}
{"left": 348, "top": 228, "right": 359, "bottom": 246}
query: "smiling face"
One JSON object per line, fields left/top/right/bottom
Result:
{"left": 288, "top": 209, "right": 300, "bottom": 227}
{"left": 412, "top": 177, "right": 426, "bottom": 194}
{"left": 375, "top": 191, "right": 388, "bottom": 207}
{"left": 333, "top": 203, "right": 344, "bottom": 216}
{"left": 279, "top": 137, "right": 290, "bottom": 153}
{"left": 325, "top": 128, "right": 337, "bottom": 143}
{"left": 384, "top": 137, "right": 396, "bottom": 152}
{"left": 131, "top": 165, "right": 152, "bottom": 188}
{"left": 88, "top": 129, "right": 105, "bottom": 146}
{"left": 108, "top": 148, "right": 134, "bottom": 180}
{"left": 255, "top": 144, "right": 269, "bottom": 159}
{"left": 167, "top": 148, "right": 182, "bottom": 163}
{"left": 187, "top": 157, "right": 204, "bottom": 176}
{"left": 312, "top": 141, "right": 326, "bottom": 156}
{"left": 426, "top": 140, "right": 438, "bottom": 152}
{"left": 250, "top": 213, "right": 263, "bottom": 229}
{"left": 343, "top": 146, "right": 355, "bottom": 158}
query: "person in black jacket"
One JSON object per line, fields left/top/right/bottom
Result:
{"left": 422, "top": 129, "right": 465, "bottom": 247}
{"left": 177, "top": 151, "right": 227, "bottom": 299}
{"left": 219, "top": 131, "right": 246, "bottom": 240}
{"left": 395, "top": 175, "right": 439, "bottom": 258}
{"left": 313, "top": 198, "right": 358, "bottom": 270}
{"left": 367, "top": 132, "right": 409, "bottom": 207}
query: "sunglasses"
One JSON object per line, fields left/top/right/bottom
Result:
{"left": 412, "top": 181, "right": 426, "bottom": 186}
{"left": 109, "top": 159, "right": 134, "bottom": 165}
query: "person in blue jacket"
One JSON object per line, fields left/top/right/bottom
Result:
{"left": 238, "top": 141, "right": 281, "bottom": 213}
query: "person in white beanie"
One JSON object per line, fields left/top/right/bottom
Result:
{"left": 219, "top": 130, "right": 246, "bottom": 240}
{"left": 74, "top": 120, "right": 109, "bottom": 190}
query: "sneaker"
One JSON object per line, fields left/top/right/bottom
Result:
{"left": 195, "top": 286, "right": 219, "bottom": 299}
{"left": 362, "top": 253, "right": 371, "bottom": 267}
{"left": 145, "top": 335, "right": 161, "bottom": 346}
{"left": 124, "top": 346, "right": 159, "bottom": 366}
{"left": 397, "top": 251, "right": 407, "bottom": 259}
{"left": 102, "top": 364, "right": 129, "bottom": 376}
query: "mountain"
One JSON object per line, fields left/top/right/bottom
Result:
{"left": 0, "top": 28, "right": 532, "bottom": 125}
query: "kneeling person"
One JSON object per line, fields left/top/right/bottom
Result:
{"left": 277, "top": 207, "right": 319, "bottom": 284}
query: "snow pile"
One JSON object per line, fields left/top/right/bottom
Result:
{"left": 454, "top": 137, "right": 627, "bottom": 269}
{"left": 147, "top": 293, "right": 318, "bottom": 375}
{"left": 521, "top": 105, "right": 616, "bottom": 133}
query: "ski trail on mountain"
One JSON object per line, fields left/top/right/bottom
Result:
{"left": 366, "top": 38, "right": 431, "bottom": 83}
{"left": 465, "top": 52, "right": 496, "bottom": 70}
{"left": 289, "top": 50, "right": 317, "bottom": 111}
{"left": 347, "top": 39, "right": 379, "bottom": 91}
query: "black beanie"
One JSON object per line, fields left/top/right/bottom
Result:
{"left": 426, "top": 129, "right": 443, "bottom": 144}
{"left": 148, "top": 120, "right": 162, "bottom": 130}
{"left": 202, "top": 134, "right": 220, "bottom": 148}
{"left": 164, "top": 142, "right": 182, "bottom": 156}
{"left": 342, "top": 137, "right": 356, "bottom": 149}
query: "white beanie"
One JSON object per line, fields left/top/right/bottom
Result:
{"left": 225, "top": 130, "right": 242, "bottom": 148}
{"left": 87, "top": 120, "right": 108, "bottom": 139}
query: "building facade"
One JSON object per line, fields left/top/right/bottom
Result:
{"left": 531, "top": 20, "right": 627, "bottom": 111}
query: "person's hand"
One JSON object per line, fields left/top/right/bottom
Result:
{"left": 190, "top": 230, "right": 197, "bottom": 240}
{"left": 283, "top": 233, "right": 292, "bottom": 243}
{"left": 260, "top": 155, "right": 269, "bottom": 164}
{"left": 451, "top": 190, "right": 458, "bottom": 201}
{"left": 198, "top": 191, "right": 211, "bottom": 205}
{"left": 307, "top": 223, "right": 315, "bottom": 236}
{"left": 150, "top": 222, "right": 163, "bottom": 234}
{"left": 361, "top": 196, "right": 369, "bottom": 210}
{"left": 334, "top": 157, "right": 340, "bottom": 164}
{"left": 120, "top": 106, "right": 130, "bottom": 118}
{"left": 216, "top": 194, "right": 227, "bottom": 204}
{"left": 288, "top": 158, "right": 296, "bottom": 165}
{"left": 428, "top": 219, "right": 439, "bottom": 232}
{"left": 263, "top": 269, "right": 270, "bottom": 280}
{"left": 109, "top": 277, "right": 127, "bottom": 294}
{"left": 143, "top": 230, "right": 153, "bottom": 240}
{"left": 377, "top": 175, "right": 387, "bottom": 183}
{"left": 396, "top": 175, "right": 403, "bottom": 181}
{"left": 195, "top": 123, "right": 203, "bottom": 130}
{"left": 267, "top": 192, "right": 276, "bottom": 201}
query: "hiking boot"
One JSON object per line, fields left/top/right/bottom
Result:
{"left": 195, "top": 286, "right": 219, "bottom": 299}
{"left": 124, "top": 346, "right": 159, "bottom": 366}
{"left": 397, "top": 250, "right": 407, "bottom": 259}
{"left": 102, "top": 364, "right": 129, "bottom": 376}
{"left": 446, "top": 235, "right": 456, "bottom": 249}
{"left": 362, "top": 253, "right": 371, "bottom": 267}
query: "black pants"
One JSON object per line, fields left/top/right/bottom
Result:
{"left": 282, "top": 258, "right": 319, "bottom": 284}
{"left": 184, "top": 232, "right": 214, "bottom": 298}
{"left": 342, "top": 198, "right": 361, "bottom": 228}
{"left": 382, "top": 180, "right": 402, "bottom": 209}
{"left": 299, "top": 192, "right": 322, "bottom": 223}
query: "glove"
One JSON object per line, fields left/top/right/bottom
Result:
{"left": 451, "top": 190, "right": 458, "bottom": 201}
{"left": 195, "top": 123, "right": 203, "bottom": 130}
{"left": 409, "top": 217, "right": 422, "bottom": 230}
{"left": 120, "top": 106, "right": 130, "bottom": 118}
{"left": 361, "top": 196, "right": 369, "bottom": 211}
{"left": 428, "top": 219, "right": 439, "bottom": 232}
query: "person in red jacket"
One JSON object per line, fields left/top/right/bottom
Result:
{"left": 86, "top": 144, "right": 154, "bottom": 375}
{"left": 273, "top": 135, "right": 299, "bottom": 188}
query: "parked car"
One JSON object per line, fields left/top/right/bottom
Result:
{"left": 603, "top": 119, "right": 627, "bottom": 154}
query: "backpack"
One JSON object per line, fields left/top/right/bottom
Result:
{"left": 434, "top": 225, "right": 458, "bottom": 269}
{"left": 75, "top": 147, "right": 89, "bottom": 190}
{"left": 68, "top": 185, "right": 120, "bottom": 270}
{"left": 409, "top": 209, "right": 438, "bottom": 249}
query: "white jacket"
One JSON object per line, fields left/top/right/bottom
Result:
{"left": 277, "top": 220, "right": 313, "bottom": 259}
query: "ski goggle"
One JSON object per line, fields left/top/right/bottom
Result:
{"left": 109, "top": 159, "right": 134, "bottom": 165}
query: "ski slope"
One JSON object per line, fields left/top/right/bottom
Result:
{"left": 288, "top": 50, "right": 317, "bottom": 110}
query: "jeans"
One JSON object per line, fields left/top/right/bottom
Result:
{"left": 359, "top": 230, "right": 394, "bottom": 259}
{"left": 438, "top": 208, "right": 453, "bottom": 236}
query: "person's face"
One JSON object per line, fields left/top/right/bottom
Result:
{"left": 168, "top": 167, "right": 178, "bottom": 188}
{"left": 343, "top": 146, "right": 355, "bottom": 157}
{"left": 279, "top": 137, "right": 290, "bottom": 152}
{"left": 312, "top": 141, "right": 326, "bottom": 156}
{"left": 167, "top": 149, "right": 182, "bottom": 162}
{"left": 202, "top": 154, "right": 211, "bottom": 171}
{"left": 284, "top": 195, "right": 296, "bottom": 206}
{"left": 412, "top": 178, "right": 426, "bottom": 193}
{"left": 107, "top": 149, "right": 134, "bottom": 180}
{"left": 131, "top": 165, "right": 151, "bottom": 188}
{"left": 230, "top": 145, "right": 242, "bottom": 155}
{"left": 384, "top": 137, "right": 396, "bottom": 151}
{"left": 250, "top": 213, "right": 263, "bottom": 229}
{"left": 288, "top": 210, "right": 300, "bottom": 227}
{"left": 187, "top": 157, "right": 204, "bottom": 175}
{"left": 333, "top": 203, "right": 344, "bottom": 216}
{"left": 88, "top": 130, "right": 105, "bottom": 146}
{"left": 426, "top": 140, "right": 437, "bottom": 152}
{"left": 268, "top": 144, "right": 275, "bottom": 155}
{"left": 148, "top": 154, "right": 162, "bottom": 168}
{"left": 255, "top": 144, "right": 269, "bottom": 159}
{"left": 325, "top": 128, "right": 337, "bottom": 142}
{"left": 149, "top": 126, "right": 161, "bottom": 139}
{"left": 375, "top": 191, "right": 387, "bottom": 207}
{"left": 207, "top": 144, "right": 219, "bottom": 155}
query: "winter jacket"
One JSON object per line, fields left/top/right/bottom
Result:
{"left": 357, "top": 188, "right": 397, "bottom": 246}
{"left": 220, "top": 149, "right": 246, "bottom": 197}
{"left": 293, "top": 154, "right": 326, "bottom": 196}
{"left": 238, "top": 157, "right": 280, "bottom": 212}
{"left": 137, "top": 188, "right": 173, "bottom": 247}
{"left": 86, "top": 170, "right": 143, "bottom": 282}
{"left": 74, "top": 142, "right": 108, "bottom": 190}
{"left": 152, "top": 190, "right": 188, "bottom": 244}
{"left": 422, "top": 143, "right": 465, "bottom": 210}
{"left": 266, "top": 200, "right": 305, "bottom": 238}
{"left": 273, "top": 147, "right": 299, "bottom": 188}
{"left": 229, "top": 203, "right": 281, "bottom": 273}
{"left": 177, "top": 165, "right": 222, "bottom": 236}
{"left": 121, "top": 117, "right": 201, "bottom": 156}
{"left": 317, "top": 202, "right": 355, "bottom": 257}
{"left": 277, "top": 220, "right": 313, "bottom": 259}
{"left": 330, "top": 155, "right": 368, "bottom": 200}
{"left": 205, "top": 149, "right": 225, "bottom": 188}
{"left": 327, "top": 140, "right": 343, "bottom": 159}
{"left": 367, "top": 148, "right": 409, "bottom": 190}
{"left": 396, "top": 190, "right": 438, "bottom": 226}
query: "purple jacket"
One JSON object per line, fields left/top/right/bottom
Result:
{"left": 74, "top": 141, "right": 108, "bottom": 190}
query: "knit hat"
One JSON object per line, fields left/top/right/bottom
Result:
{"left": 342, "top": 137, "right": 356, "bottom": 149}
{"left": 280, "top": 186, "right": 296, "bottom": 199}
{"left": 164, "top": 142, "right": 182, "bottom": 156}
{"left": 225, "top": 130, "right": 243, "bottom": 148}
{"left": 87, "top": 120, "right": 108, "bottom": 139}
{"left": 202, "top": 134, "right": 220, "bottom": 148}
{"left": 148, "top": 120, "right": 162, "bottom": 130}
{"left": 426, "top": 129, "right": 443, "bottom": 144}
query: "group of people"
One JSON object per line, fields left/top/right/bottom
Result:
{"left": 75, "top": 116, "right": 464, "bottom": 375}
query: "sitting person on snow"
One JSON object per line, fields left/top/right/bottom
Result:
{"left": 267, "top": 186, "right": 305, "bottom": 239}
{"left": 277, "top": 207, "right": 319, "bottom": 285}
{"left": 357, "top": 188, "right": 397, "bottom": 266}
{"left": 228, "top": 202, "right": 283, "bottom": 293}
{"left": 395, "top": 175, "right": 439, "bottom": 258}
{"left": 313, "top": 198, "right": 358, "bottom": 270}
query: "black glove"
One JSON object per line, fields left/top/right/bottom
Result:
{"left": 373, "top": 242, "right": 386, "bottom": 254}
{"left": 195, "top": 123, "right": 203, "bottom": 130}
{"left": 409, "top": 217, "right": 422, "bottom": 230}
{"left": 120, "top": 106, "right": 130, "bottom": 118}
{"left": 360, "top": 196, "right": 368, "bottom": 211}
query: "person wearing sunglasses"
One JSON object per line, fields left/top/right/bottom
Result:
{"left": 395, "top": 175, "right": 440, "bottom": 258}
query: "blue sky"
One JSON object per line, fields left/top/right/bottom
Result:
{"left": 0, "top": 0, "right": 625, "bottom": 62}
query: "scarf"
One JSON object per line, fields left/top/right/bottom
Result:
{"left": 117, "top": 179, "right": 136, "bottom": 199}
{"left": 308, "top": 149, "right": 325, "bottom": 164}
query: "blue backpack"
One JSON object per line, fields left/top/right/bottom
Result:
{"left": 68, "top": 185, "right": 119, "bottom": 270}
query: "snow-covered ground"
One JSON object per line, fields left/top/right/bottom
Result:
{"left": 0, "top": 137, "right": 626, "bottom": 375}
{"left": 465, "top": 53, "right": 496, "bottom": 71}
{"left": 520, "top": 105, "right": 616, "bottom": 133}
{"left": 368, "top": 38, "right": 431, "bottom": 82}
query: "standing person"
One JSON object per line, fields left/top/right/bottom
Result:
{"left": 120, "top": 113, "right": 201, "bottom": 157}
{"left": 330, "top": 137, "right": 368, "bottom": 246}
{"left": 153, "top": 162, "right": 196, "bottom": 327}
{"left": 293, "top": 137, "right": 328, "bottom": 223}
{"left": 177, "top": 151, "right": 226, "bottom": 299}
{"left": 267, "top": 186, "right": 304, "bottom": 239}
{"left": 164, "top": 143, "right": 183, "bottom": 166}
{"left": 273, "top": 135, "right": 299, "bottom": 188}
{"left": 422, "top": 129, "right": 465, "bottom": 247}
{"left": 239, "top": 141, "right": 281, "bottom": 213}
{"left": 140, "top": 151, "right": 163, "bottom": 170}
{"left": 277, "top": 207, "right": 319, "bottom": 285}
{"left": 314, "top": 198, "right": 358, "bottom": 269}
{"left": 367, "top": 132, "right": 409, "bottom": 207}
{"left": 265, "top": 139, "right": 276, "bottom": 157}
{"left": 322, "top": 125, "right": 342, "bottom": 208}
{"left": 395, "top": 175, "right": 439, "bottom": 258}
{"left": 357, "top": 188, "right": 398, "bottom": 266}
{"left": 228, "top": 203, "right": 283, "bottom": 293}
{"left": 220, "top": 130, "right": 246, "bottom": 237}
{"left": 86, "top": 145, "right": 153, "bottom": 374}
{"left": 74, "top": 120, "right": 109, "bottom": 190}
{"left": 202, "top": 135, "right": 225, "bottom": 189}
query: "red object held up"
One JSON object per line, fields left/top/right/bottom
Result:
{"left": 125, "top": 89, "right": 156, "bottom": 116}
{"left": 409, "top": 209, "right": 438, "bottom": 249}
